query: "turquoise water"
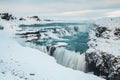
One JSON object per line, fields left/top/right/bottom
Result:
{"left": 19, "top": 22, "right": 89, "bottom": 53}
{"left": 64, "top": 32, "right": 88, "bottom": 53}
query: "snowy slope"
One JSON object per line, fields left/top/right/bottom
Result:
{"left": 87, "top": 17, "right": 120, "bottom": 56}
{"left": 0, "top": 16, "right": 104, "bottom": 80}
{"left": 85, "top": 17, "right": 120, "bottom": 80}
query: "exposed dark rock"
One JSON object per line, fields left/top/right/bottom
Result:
{"left": 46, "top": 46, "right": 50, "bottom": 52}
{"left": 29, "top": 73, "right": 35, "bottom": 76}
{"left": 29, "top": 16, "right": 41, "bottom": 21}
{"left": 85, "top": 52, "right": 120, "bottom": 80}
{"left": 85, "top": 52, "right": 100, "bottom": 74}
{"left": 95, "top": 27, "right": 107, "bottom": 37}
{"left": 19, "top": 17, "right": 26, "bottom": 21}
{"left": 17, "top": 31, "right": 41, "bottom": 42}
{"left": 114, "top": 28, "right": 120, "bottom": 38}
{"left": 74, "top": 26, "right": 79, "bottom": 32}
{"left": 46, "top": 46, "right": 56, "bottom": 56}
{"left": 0, "top": 13, "right": 16, "bottom": 20}
{"left": 19, "top": 31, "right": 40, "bottom": 35}
{"left": 0, "top": 25, "right": 4, "bottom": 30}
{"left": 108, "top": 56, "right": 120, "bottom": 80}
{"left": 92, "top": 24, "right": 111, "bottom": 39}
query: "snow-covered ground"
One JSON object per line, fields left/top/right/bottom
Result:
{"left": 0, "top": 16, "right": 104, "bottom": 80}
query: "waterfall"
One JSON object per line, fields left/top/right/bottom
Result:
{"left": 53, "top": 48, "right": 86, "bottom": 72}
{"left": 16, "top": 23, "right": 90, "bottom": 72}
{"left": 25, "top": 42, "right": 86, "bottom": 72}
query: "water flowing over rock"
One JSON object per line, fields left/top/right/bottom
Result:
{"left": 15, "top": 22, "right": 89, "bottom": 72}
{"left": 53, "top": 48, "right": 86, "bottom": 71}
{"left": 16, "top": 31, "right": 41, "bottom": 42}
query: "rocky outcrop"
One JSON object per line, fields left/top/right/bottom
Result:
{"left": 85, "top": 52, "right": 113, "bottom": 79}
{"left": 28, "top": 16, "right": 41, "bottom": 21}
{"left": 108, "top": 56, "right": 120, "bottom": 80}
{"left": 0, "top": 13, "right": 16, "bottom": 20}
{"left": 0, "top": 25, "right": 4, "bottom": 30}
{"left": 86, "top": 17, "right": 120, "bottom": 80}
{"left": 114, "top": 28, "right": 120, "bottom": 39}
{"left": 19, "top": 17, "right": 26, "bottom": 21}
{"left": 85, "top": 52, "right": 120, "bottom": 80}
{"left": 17, "top": 31, "right": 41, "bottom": 42}
{"left": 46, "top": 46, "right": 56, "bottom": 56}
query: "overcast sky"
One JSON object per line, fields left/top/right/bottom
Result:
{"left": 0, "top": 0, "right": 120, "bottom": 20}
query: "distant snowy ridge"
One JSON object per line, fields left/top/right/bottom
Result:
{"left": 0, "top": 13, "right": 53, "bottom": 25}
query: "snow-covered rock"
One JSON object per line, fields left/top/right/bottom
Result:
{"left": 85, "top": 51, "right": 120, "bottom": 80}
{"left": 108, "top": 56, "right": 120, "bottom": 80}
{"left": 0, "top": 13, "right": 16, "bottom": 21}
{"left": 85, "top": 52, "right": 114, "bottom": 79}
{"left": 87, "top": 17, "right": 120, "bottom": 56}
{"left": 86, "top": 17, "right": 120, "bottom": 80}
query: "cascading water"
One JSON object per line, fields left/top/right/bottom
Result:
{"left": 53, "top": 47, "right": 86, "bottom": 71}
{"left": 16, "top": 22, "right": 90, "bottom": 72}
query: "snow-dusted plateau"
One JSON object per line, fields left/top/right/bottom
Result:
{"left": 0, "top": 13, "right": 120, "bottom": 80}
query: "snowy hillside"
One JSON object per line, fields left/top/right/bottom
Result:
{"left": 86, "top": 17, "right": 120, "bottom": 80}
{"left": 87, "top": 17, "right": 120, "bottom": 56}
{"left": 0, "top": 13, "right": 104, "bottom": 80}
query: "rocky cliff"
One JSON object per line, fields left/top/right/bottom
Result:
{"left": 86, "top": 17, "right": 120, "bottom": 80}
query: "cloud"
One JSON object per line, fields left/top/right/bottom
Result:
{"left": 0, "top": 0, "right": 120, "bottom": 20}
{"left": 106, "top": 10, "right": 120, "bottom": 17}
{"left": 59, "top": 9, "right": 111, "bottom": 16}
